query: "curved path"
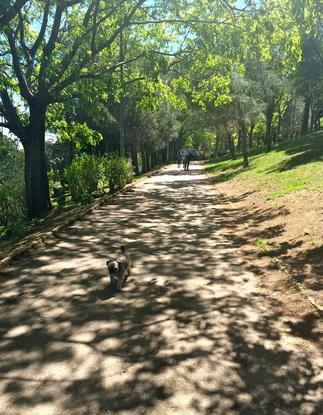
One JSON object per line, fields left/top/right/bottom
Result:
{"left": 0, "top": 163, "right": 322, "bottom": 415}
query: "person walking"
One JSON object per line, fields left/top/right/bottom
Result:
{"left": 183, "top": 148, "right": 192, "bottom": 171}
{"left": 175, "top": 150, "right": 182, "bottom": 168}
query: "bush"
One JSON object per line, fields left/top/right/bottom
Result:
{"left": 102, "top": 153, "right": 134, "bottom": 193}
{"left": 64, "top": 154, "right": 103, "bottom": 203}
{"left": 0, "top": 135, "right": 26, "bottom": 226}
{"left": 0, "top": 182, "right": 26, "bottom": 225}
{"left": 0, "top": 217, "right": 28, "bottom": 239}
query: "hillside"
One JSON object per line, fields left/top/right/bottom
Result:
{"left": 206, "top": 131, "right": 323, "bottom": 339}
{"left": 206, "top": 131, "right": 323, "bottom": 199}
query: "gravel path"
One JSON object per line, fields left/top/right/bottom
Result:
{"left": 0, "top": 163, "right": 322, "bottom": 415}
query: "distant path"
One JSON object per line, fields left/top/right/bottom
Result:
{"left": 0, "top": 163, "right": 322, "bottom": 415}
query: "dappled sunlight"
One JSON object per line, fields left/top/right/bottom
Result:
{"left": 0, "top": 163, "right": 321, "bottom": 414}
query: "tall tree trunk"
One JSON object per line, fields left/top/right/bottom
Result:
{"left": 147, "top": 153, "right": 151, "bottom": 171}
{"left": 23, "top": 105, "right": 51, "bottom": 219}
{"left": 132, "top": 144, "right": 139, "bottom": 175}
{"left": 265, "top": 103, "right": 274, "bottom": 151}
{"left": 277, "top": 112, "right": 282, "bottom": 142}
{"left": 119, "top": 26, "right": 125, "bottom": 155}
{"left": 214, "top": 135, "right": 219, "bottom": 158}
{"left": 301, "top": 97, "right": 311, "bottom": 136}
{"left": 237, "top": 130, "right": 241, "bottom": 153}
{"left": 226, "top": 133, "right": 236, "bottom": 160}
{"left": 241, "top": 125, "right": 249, "bottom": 168}
{"left": 314, "top": 106, "right": 321, "bottom": 130}
{"left": 119, "top": 96, "right": 125, "bottom": 155}
{"left": 166, "top": 141, "right": 170, "bottom": 163}
{"left": 151, "top": 152, "right": 157, "bottom": 167}
{"left": 310, "top": 103, "right": 315, "bottom": 133}
{"left": 141, "top": 150, "right": 147, "bottom": 173}
{"left": 248, "top": 124, "right": 255, "bottom": 148}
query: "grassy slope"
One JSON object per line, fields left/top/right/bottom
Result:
{"left": 206, "top": 131, "right": 323, "bottom": 199}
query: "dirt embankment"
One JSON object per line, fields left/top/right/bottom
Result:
{"left": 211, "top": 178, "right": 322, "bottom": 343}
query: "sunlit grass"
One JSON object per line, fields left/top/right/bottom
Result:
{"left": 206, "top": 131, "right": 323, "bottom": 199}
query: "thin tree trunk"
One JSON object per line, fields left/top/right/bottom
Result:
{"left": 277, "top": 112, "right": 282, "bottom": 142}
{"left": 237, "top": 130, "right": 241, "bottom": 153}
{"left": 241, "top": 125, "right": 249, "bottom": 168}
{"left": 314, "top": 106, "right": 321, "bottom": 130}
{"left": 301, "top": 97, "right": 311, "bottom": 136}
{"left": 310, "top": 103, "right": 315, "bottom": 133}
{"left": 248, "top": 124, "right": 255, "bottom": 148}
{"left": 119, "top": 26, "right": 125, "bottom": 155}
{"left": 151, "top": 152, "right": 157, "bottom": 167}
{"left": 265, "top": 103, "right": 274, "bottom": 151}
{"left": 147, "top": 153, "right": 151, "bottom": 171}
{"left": 214, "top": 135, "right": 219, "bottom": 158}
{"left": 141, "top": 150, "right": 147, "bottom": 173}
{"left": 226, "top": 133, "right": 236, "bottom": 160}
{"left": 166, "top": 141, "right": 170, "bottom": 162}
{"left": 132, "top": 144, "right": 139, "bottom": 175}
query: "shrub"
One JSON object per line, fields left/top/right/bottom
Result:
{"left": 102, "top": 153, "right": 134, "bottom": 193}
{"left": 0, "top": 217, "right": 28, "bottom": 239}
{"left": 0, "top": 182, "right": 26, "bottom": 226}
{"left": 0, "top": 135, "right": 26, "bottom": 226}
{"left": 64, "top": 154, "right": 103, "bottom": 203}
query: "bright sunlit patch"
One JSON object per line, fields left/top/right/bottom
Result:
{"left": 5, "top": 325, "right": 29, "bottom": 338}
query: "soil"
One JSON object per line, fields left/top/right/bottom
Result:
{"left": 210, "top": 177, "right": 323, "bottom": 343}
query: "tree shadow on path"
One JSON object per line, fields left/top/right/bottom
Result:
{"left": 0, "top": 164, "right": 321, "bottom": 414}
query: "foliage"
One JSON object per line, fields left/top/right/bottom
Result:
{"left": 255, "top": 238, "right": 270, "bottom": 252}
{"left": 64, "top": 152, "right": 134, "bottom": 203}
{"left": 0, "top": 134, "right": 25, "bottom": 227}
{"left": 0, "top": 217, "right": 28, "bottom": 240}
{"left": 64, "top": 154, "right": 103, "bottom": 203}
{"left": 0, "top": 0, "right": 322, "bottom": 221}
{"left": 102, "top": 153, "right": 134, "bottom": 193}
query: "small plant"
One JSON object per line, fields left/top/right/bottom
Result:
{"left": 304, "top": 228, "right": 319, "bottom": 248}
{"left": 52, "top": 186, "right": 68, "bottom": 207}
{"left": 0, "top": 217, "right": 28, "bottom": 239}
{"left": 64, "top": 154, "right": 103, "bottom": 203}
{"left": 102, "top": 153, "right": 134, "bottom": 193}
{"left": 255, "top": 238, "right": 270, "bottom": 252}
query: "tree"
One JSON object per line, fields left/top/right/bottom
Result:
{"left": 0, "top": 0, "right": 148, "bottom": 218}
{"left": 0, "top": 133, "right": 25, "bottom": 225}
{"left": 0, "top": 0, "right": 28, "bottom": 29}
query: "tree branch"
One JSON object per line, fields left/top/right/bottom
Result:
{"left": 128, "top": 17, "right": 234, "bottom": 26}
{"left": 50, "top": 0, "right": 146, "bottom": 94}
{"left": 0, "top": 0, "right": 28, "bottom": 29}
{"left": 39, "top": 1, "right": 64, "bottom": 83}
{"left": 50, "top": 56, "right": 142, "bottom": 96}
{"left": 48, "top": 2, "right": 119, "bottom": 87}
{"left": 94, "top": 0, "right": 147, "bottom": 55}
{"left": 0, "top": 89, "right": 25, "bottom": 139}
{"left": 124, "top": 76, "right": 145, "bottom": 86}
{"left": 30, "top": 0, "right": 50, "bottom": 58}
{"left": 5, "top": 28, "right": 33, "bottom": 100}
{"left": 18, "top": 10, "right": 30, "bottom": 61}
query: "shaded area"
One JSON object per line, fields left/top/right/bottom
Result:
{"left": 0, "top": 164, "right": 322, "bottom": 415}
{"left": 206, "top": 132, "right": 323, "bottom": 188}
{"left": 209, "top": 177, "right": 322, "bottom": 345}
{"left": 267, "top": 132, "right": 323, "bottom": 173}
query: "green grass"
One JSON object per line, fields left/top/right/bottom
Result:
{"left": 206, "top": 131, "right": 323, "bottom": 199}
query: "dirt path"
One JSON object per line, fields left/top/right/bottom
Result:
{"left": 0, "top": 164, "right": 322, "bottom": 415}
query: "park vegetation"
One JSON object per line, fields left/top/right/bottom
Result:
{"left": 0, "top": 0, "right": 322, "bottom": 239}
